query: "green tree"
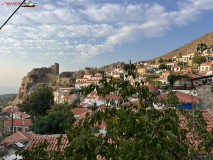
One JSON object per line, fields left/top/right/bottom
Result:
{"left": 17, "top": 87, "right": 54, "bottom": 119}
{"left": 31, "top": 111, "right": 75, "bottom": 134}
{"left": 16, "top": 62, "right": 213, "bottom": 160}
{"left": 145, "top": 74, "right": 159, "bottom": 79}
{"left": 192, "top": 55, "right": 206, "bottom": 68}
{"left": 158, "top": 63, "right": 167, "bottom": 69}
{"left": 167, "top": 59, "right": 172, "bottom": 62}
{"left": 158, "top": 58, "right": 164, "bottom": 63}
{"left": 197, "top": 43, "right": 208, "bottom": 53}
{"left": 31, "top": 103, "right": 75, "bottom": 134}
{"left": 167, "top": 74, "right": 188, "bottom": 86}
{"left": 178, "top": 61, "right": 183, "bottom": 66}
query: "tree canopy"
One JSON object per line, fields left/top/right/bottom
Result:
{"left": 192, "top": 55, "right": 206, "bottom": 67}
{"left": 158, "top": 58, "right": 164, "bottom": 63}
{"left": 17, "top": 87, "right": 54, "bottom": 119}
{"left": 167, "top": 74, "right": 189, "bottom": 86}
{"left": 158, "top": 63, "right": 167, "bottom": 69}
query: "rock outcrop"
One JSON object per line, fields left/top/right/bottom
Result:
{"left": 98, "top": 62, "right": 125, "bottom": 71}
{"left": 13, "top": 63, "right": 59, "bottom": 104}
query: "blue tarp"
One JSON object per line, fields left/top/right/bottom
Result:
{"left": 176, "top": 103, "right": 192, "bottom": 110}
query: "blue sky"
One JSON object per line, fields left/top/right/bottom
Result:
{"left": 0, "top": 0, "right": 213, "bottom": 94}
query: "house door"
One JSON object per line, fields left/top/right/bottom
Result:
{"left": 14, "top": 127, "right": 16, "bottom": 133}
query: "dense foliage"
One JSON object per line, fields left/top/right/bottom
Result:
{"left": 31, "top": 111, "right": 74, "bottom": 134}
{"left": 145, "top": 74, "right": 159, "bottom": 80}
{"left": 0, "top": 94, "right": 16, "bottom": 107}
{"left": 192, "top": 55, "right": 206, "bottom": 67}
{"left": 16, "top": 62, "right": 213, "bottom": 160}
{"left": 167, "top": 74, "right": 189, "bottom": 86}
{"left": 17, "top": 87, "right": 54, "bottom": 119}
{"left": 158, "top": 63, "right": 167, "bottom": 69}
{"left": 158, "top": 58, "right": 164, "bottom": 63}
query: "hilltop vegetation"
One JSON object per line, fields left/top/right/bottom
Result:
{"left": 0, "top": 94, "right": 16, "bottom": 106}
{"left": 150, "top": 31, "right": 213, "bottom": 62}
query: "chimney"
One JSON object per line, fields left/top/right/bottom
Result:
{"left": 23, "top": 119, "right": 25, "bottom": 125}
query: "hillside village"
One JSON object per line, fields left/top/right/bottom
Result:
{"left": 0, "top": 44, "right": 213, "bottom": 159}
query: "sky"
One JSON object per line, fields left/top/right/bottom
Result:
{"left": 0, "top": 0, "right": 213, "bottom": 94}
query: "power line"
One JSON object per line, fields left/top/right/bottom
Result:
{"left": 0, "top": 0, "right": 26, "bottom": 30}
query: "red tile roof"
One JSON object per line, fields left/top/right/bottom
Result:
{"left": 62, "top": 95, "right": 73, "bottom": 100}
{"left": 188, "top": 74, "right": 199, "bottom": 79}
{"left": 98, "top": 94, "right": 120, "bottom": 100}
{"left": 71, "top": 108, "right": 88, "bottom": 116}
{"left": 76, "top": 110, "right": 93, "bottom": 122}
{"left": 201, "top": 62, "right": 213, "bottom": 66}
{"left": 24, "top": 134, "right": 68, "bottom": 151}
{"left": 160, "top": 91, "right": 199, "bottom": 103}
{"left": 89, "top": 92, "right": 98, "bottom": 97}
{"left": 98, "top": 104, "right": 105, "bottom": 111}
{"left": 171, "top": 65, "right": 181, "bottom": 68}
{"left": 153, "top": 77, "right": 166, "bottom": 81}
{"left": 4, "top": 118, "right": 31, "bottom": 126}
{"left": 1, "top": 131, "right": 33, "bottom": 144}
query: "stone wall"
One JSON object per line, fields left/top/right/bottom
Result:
{"left": 196, "top": 85, "right": 213, "bottom": 109}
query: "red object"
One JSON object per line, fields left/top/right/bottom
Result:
{"left": 25, "top": 5, "right": 27, "bottom": 7}
{"left": 33, "top": 5, "right": 35, "bottom": 7}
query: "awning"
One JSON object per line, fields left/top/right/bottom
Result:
{"left": 15, "top": 142, "right": 24, "bottom": 148}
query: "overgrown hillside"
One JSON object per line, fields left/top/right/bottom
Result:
{"left": 149, "top": 31, "right": 213, "bottom": 62}
{"left": 0, "top": 94, "right": 16, "bottom": 107}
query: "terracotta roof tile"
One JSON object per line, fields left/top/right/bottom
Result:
{"left": 98, "top": 94, "right": 120, "bottom": 100}
{"left": 62, "top": 95, "right": 73, "bottom": 100}
{"left": 201, "top": 62, "right": 213, "bottom": 66}
{"left": 4, "top": 118, "right": 31, "bottom": 126}
{"left": 1, "top": 132, "right": 34, "bottom": 144}
{"left": 98, "top": 104, "right": 105, "bottom": 111}
{"left": 24, "top": 134, "right": 68, "bottom": 151}
{"left": 160, "top": 91, "right": 199, "bottom": 103}
{"left": 71, "top": 108, "right": 88, "bottom": 116}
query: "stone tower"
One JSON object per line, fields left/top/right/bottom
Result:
{"left": 51, "top": 63, "right": 59, "bottom": 75}
{"left": 85, "top": 67, "right": 91, "bottom": 75}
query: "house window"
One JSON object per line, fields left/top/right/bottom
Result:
{"left": 18, "top": 127, "right": 22, "bottom": 132}
{"left": 25, "top": 128, "right": 28, "bottom": 132}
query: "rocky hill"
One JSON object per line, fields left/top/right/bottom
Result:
{"left": 98, "top": 62, "right": 125, "bottom": 71}
{"left": 13, "top": 61, "right": 126, "bottom": 104}
{"left": 149, "top": 31, "right": 213, "bottom": 62}
{"left": 13, "top": 63, "right": 59, "bottom": 104}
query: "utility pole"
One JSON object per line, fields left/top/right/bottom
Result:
{"left": 2, "top": 112, "right": 5, "bottom": 138}
{"left": 11, "top": 106, "right": 14, "bottom": 135}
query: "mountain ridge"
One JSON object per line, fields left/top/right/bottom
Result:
{"left": 148, "top": 31, "right": 213, "bottom": 62}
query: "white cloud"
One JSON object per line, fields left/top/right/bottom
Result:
{"left": 0, "top": 0, "right": 213, "bottom": 65}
